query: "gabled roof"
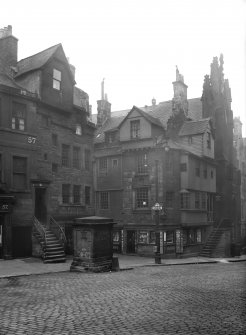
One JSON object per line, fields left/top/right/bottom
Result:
{"left": 178, "top": 118, "right": 212, "bottom": 137}
{"left": 95, "top": 116, "right": 125, "bottom": 143}
{"left": 16, "top": 44, "right": 61, "bottom": 77}
{"left": 118, "top": 105, "right": 164, "bottom": 129}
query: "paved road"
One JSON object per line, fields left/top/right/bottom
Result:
{"left": 0, "top": 263, "right": 245, "bottom": 335}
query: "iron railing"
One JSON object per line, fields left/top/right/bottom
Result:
{"left": 50, "top": 216, "right": 67, "bottom": 247}
{"left": 33, "top": 216, "right": 47, "bottom": 250}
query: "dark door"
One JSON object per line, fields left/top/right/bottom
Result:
{"left": 12, "top": 226, "right": 32, "bottom": 258}
{"left": 35, "top": 187, "right": 47, "bottom": 223}
{"left": 127, "top": 230, "right": 136, "bottom": 253}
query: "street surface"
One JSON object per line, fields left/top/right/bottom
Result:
{"left": 0, "top": 262, "right": 245, "bottom": 335}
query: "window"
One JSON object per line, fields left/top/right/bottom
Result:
{"left": 180, "top": 163, "right": 187, "bottom": 172}
{"left": 201, "top": 192, "right": 206, "bottom": 209}
{"left": 52, "top": 163, "right": 58, "bottom": 173}
{"left": 85, "top": 186, "right": 91, "bottom": 205}
{"left": 207, "top": 132, "right": 211, "bottom": 149}
{"left": 99, "top": 157, "right": 107, "bottom": 175}
{"left": 62, "top": 184, "right": 70, "bottom": 204}
{"left": 203, "top": 168, "right": 207, "bottom": 179}
{"left": 52, "top": 134, "right": 58, "bottom": 146}
{"left": 195, "top": 163, "right": 200, "bottom": 177}
{"left": 107, "top": 131, "right": 117, "bottom": 143}
{"left": 112, "top": 159, "right": 118, "bottom": 168}
{"left": 196, "top": 229, "right": 202, "bottom": 243}
{"left": 73, "top": 147, "right": 80, "bottom": 169}
{"left": 62, "top": 144, "right": 70, "bottom": 167}
{"left": 183, "top": 229, "right": 202, "bottom": 245}
{"left": 166, "top": 231, "right": 174, "bottom": 244}
{"left": 85, "top": 149, "right": 90, "bottom": 171}
{"left": 130, "top": 120, "right": 140, "bottom": 139}
{"left": 195, "top": 192, "right": 200, "bottom": 209}
{"left": 12, "top": 102, "right": 26, "bottom": 131}
{"left": 100, "top": 192, "right": 109, "bottom": 209}
{"left": 73, "top": 185, "right": 81, "bottom": 204}
{"left": 180, "top": 193, "right": 190, "bottom": 209}
{"left": 53, "top": 69, "right": 61, "bottom": 90}
{"left": 136, "top": 187, "right": 149, "bottom": 208}
{"left": 188, "top": 136, "right": 193, "bottom": 145}
{"left": 138, "top": 231, "right": 148, "bottom": 244}
{"left": 166, "top": 192, "right": 174, "bottom": 208}
{"left": 75, "top": 125, "right": 82, "bottom": 135}
{"left": 13, "top": 156, "right": 27, "bottom": 190}
{"left": 137, "top": 153, "right": 148, "bottom": 174}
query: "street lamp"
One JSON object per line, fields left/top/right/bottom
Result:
{"left": 152, "top": 202, "right": 162, "bottom": 264}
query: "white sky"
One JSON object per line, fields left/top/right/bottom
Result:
{"left": 1, "top": 0, "right": 246, "bottom": 135}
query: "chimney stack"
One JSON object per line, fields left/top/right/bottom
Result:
{"left": 0, "top": 25, "right": 18, "bottom": 74}
{"left": 97, "top": 78, "right": 111, "bottom": 127}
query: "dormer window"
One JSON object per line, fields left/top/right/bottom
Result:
{"left": 130, "top": 120, "right": 140, "bottom": 139}
{"left": 107, "top": 131, "right": 117, "bottom": 143}
{"left": 53, "top": 69, "right": 61, "bottom": 90}
{"left": 75, "top": 124, "right": 82, "bottom": 135}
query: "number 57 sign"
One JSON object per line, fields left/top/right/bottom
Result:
{"left": 27, "top": 136, "right": 37, "bottom": 144}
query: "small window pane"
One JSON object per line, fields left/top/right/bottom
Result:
{"left": 53, "top": 69, "right": 61, "bottom": 81}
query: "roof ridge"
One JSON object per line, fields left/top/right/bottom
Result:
{"left": 17, "top": 43, "right": 61, "bottom": 63}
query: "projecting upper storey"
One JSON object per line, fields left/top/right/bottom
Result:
{"left": 0, "top": 26, "right": 89, "bottom": 114}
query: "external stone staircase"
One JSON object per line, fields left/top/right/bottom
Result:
{"left": 33, "top": 217, "right": 66, "bottom": 263}
{"left": 199, "top": 219, "right": 231, "bottom": 258}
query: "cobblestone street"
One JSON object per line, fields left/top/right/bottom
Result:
{"left": 0, "top": 262, "right": 245, "bottom": 335}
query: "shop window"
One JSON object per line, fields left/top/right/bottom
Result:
{"left": 113, "top": 231, "right": 120, "bottom": 242}
{"left": 100, "top": 192, "right": 109, "bottom": 209}
{"left": 130, "top": 120, "right": 140, "bottom": 139}
{"left": 136, "top": 187, "right": 149, "bottom": 208}
{"left": 85, "top": 186, "right": 90, "bottom": 205}
{"left": 13, "top": 156, "right": 27, "bottom": 190}
{"left": 61, "top": 144, "right": 70, "bottom": 167}
{"left": 73, "top": 185, "right": 81, "bottom": 204}
{"left": 53, "top": 69, "right": 61, "bottom": 90}
{"left": 62, "top": 184, "right": 70, "bottom": 204}
{"left": 149, "top": 231, "right": 156, "bottom": 244}
{"left": 166, "top": 231, "right": 174, "bottom": 244}
{"left": 183, "top": 228, "right": 202, "bottom": 245}
{"left": 138, "top": 231, "right": 148, "bottom": 244}
{"left": 12, "top": 102, "right": 26, "bottom": 131}
{"left": 137, "top": 153, "right": 148, "bottom": 174}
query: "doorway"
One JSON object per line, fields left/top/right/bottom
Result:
{"left": 127, "top": 230, "right": 136, "bottom": 253}
{"left": 35, "top": 187, "right": 47, "bottom": 224}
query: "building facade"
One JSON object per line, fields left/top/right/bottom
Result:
{"left": 94, "top": 71, "right": 217, "bottom": 258}
{"left": 0, "top": 26, "right": 95, "bottom": 258}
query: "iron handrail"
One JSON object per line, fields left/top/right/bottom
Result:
{"left": 33, "top": 216, "right": 47, "bottom": 249}
{"left": 50, "top": 216, "right": 67, "bottom": 246}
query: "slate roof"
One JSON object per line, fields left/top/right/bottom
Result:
{"left": 16, "top": 44, "right": 61, "bottom": 77}
{"left": 94, "top": 97, "right": 203, "bottom": 143}
{"left": 73, "top": 86, "right": 89, "bottom": 109}
{"left": 179, "top": 118, "right": 211, "bottom": 136}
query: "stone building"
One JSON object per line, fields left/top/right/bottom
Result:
{"left": 94, "top": 70, "right": 217, "bottom": 258}
{"left": 233, "top": 117, "right": 246, "bottom": 241}
{"left": 0, "top": 26, "right": 95, "bottom": 259}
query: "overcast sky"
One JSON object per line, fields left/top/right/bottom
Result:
{"left": 1, "top": 0, "right": 245, "bottom": 134}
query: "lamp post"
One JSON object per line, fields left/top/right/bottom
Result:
{"left": 152, "top": 202, "right": 162, "bottom": 264}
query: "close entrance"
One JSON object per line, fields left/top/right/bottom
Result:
{"left": 35, "top": 187, "right": 47, "bottom": 223}
{"left": 127, "top": 230, "right": 136, "bottom": 253}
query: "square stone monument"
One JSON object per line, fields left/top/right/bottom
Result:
{"left": 70, "top": 216, "right": 115, "bottom": 272}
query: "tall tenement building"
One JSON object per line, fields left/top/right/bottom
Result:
{"left": 94, "top": 60, "right": 241, "bottom": 258}
{"left": 0, "top": 26, "right": 95, "bottom": 259}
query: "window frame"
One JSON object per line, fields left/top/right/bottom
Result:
{"left": 12, "top": 156, "right": 27, "bottom": 190}
{"left": 136, "top": 187, "right": 149, "bottom": 208}
{"left": 12, "top": 102, "right": 26, "bottom": 131}
{"left": 100, "top": 191, "right": 109, "bottom": 209}
{"left": 130, "top": 120, "right": 140, "bottom": 139}
{"left": 136, "top": 153, "right": 148, "bottom": 174}
{"left": 180, "top": 192, "right": 190, "bottom": 209}
{"left": 73, "top": 185, "right": 81, "bottom": 204}
{"left": 61, "top": 144, "right": 70, "bottom": 167}
{"left": 85, "top": 186, "right": 91, "bottom": 205}
{"left": 53, "top": 69, "right": 61, "bottom": 91}
{"left": 73, "top": 146, "right": 80, "bottom": 169}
